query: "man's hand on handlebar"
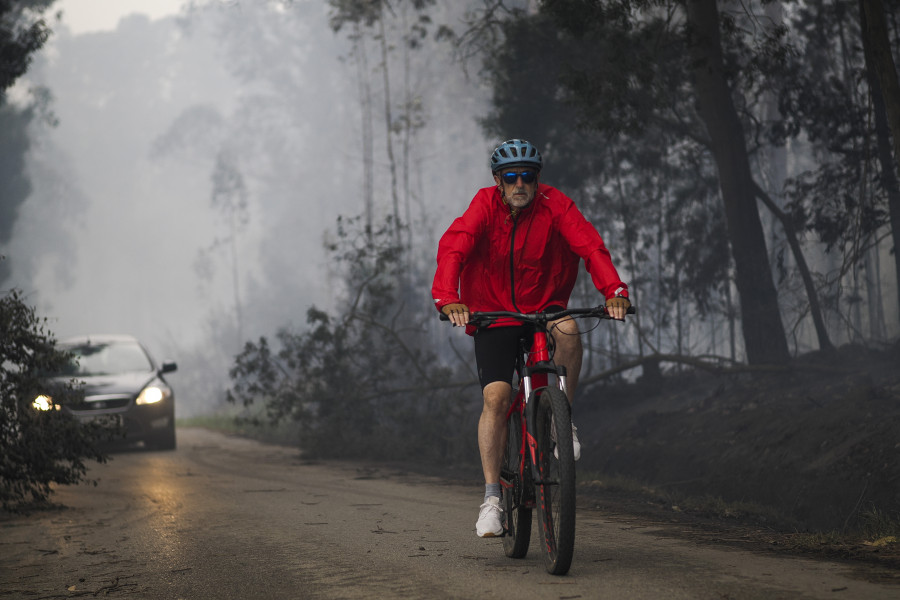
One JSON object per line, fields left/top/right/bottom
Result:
{"left": 441, "top": 303, "right": 470, "bottom": 327}
{"left": 605, "top": 296, "right": 631, "bottom": 321}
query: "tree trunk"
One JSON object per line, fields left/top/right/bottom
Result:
{"left": 378, "top": 14, "right": 402, "bottom": 246}
{"left": 685, "top": 0, "right": 790, "bottom": 365}
{"left": 686, "top": 0, "right": 790, "bottom": 364}
{"left": 753, "top": 183, "right": 834, "bottom": 351}
{"left": 761, "top": 1, "right": 788, "bottom": 264}
{"left": 354, "top": 26, "right": 375, "bottom": 239}
{"left": 860, "top": 0, "right": 900, "bottom": 324}
{"left": 726, "top": 275, "right": 736, "bottom": 362}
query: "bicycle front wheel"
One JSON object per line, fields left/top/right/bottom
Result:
{"left": 534, "top": 387, "right": 576, "bottom": 575}
{"left": 501, "top": 410, "right": 532, "bottom": 558}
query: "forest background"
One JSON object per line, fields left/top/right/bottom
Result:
{"left": 2, "top": 0, "right": 900, "bottom": 532}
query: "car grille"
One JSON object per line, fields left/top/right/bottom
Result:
{"left": 70, "top": 394, "right": 133, "bottom": 411}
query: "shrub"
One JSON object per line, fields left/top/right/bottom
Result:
{"left": 0, "top": 289, "right": 116, "bottom": 510}
{"left": 227, "top": 215, "right": 480, "bottom": 464}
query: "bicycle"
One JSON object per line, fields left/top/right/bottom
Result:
{"left": 444, "top": 304, "right": 634, "bottom": 575}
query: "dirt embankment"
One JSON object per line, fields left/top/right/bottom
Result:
{"left": 576, "top": 341, "right": 900, "bottom": 533}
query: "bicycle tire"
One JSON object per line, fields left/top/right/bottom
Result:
{"left": 501, "top": 410, "right": 532, "bottom": 558}
{"left": 535, "top": 387, "right": 576, "bottom": 575}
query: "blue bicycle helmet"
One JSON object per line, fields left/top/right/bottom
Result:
{"left": 489, "top": 139, "right": 543, "bottom": 173}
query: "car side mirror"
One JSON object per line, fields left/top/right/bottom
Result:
{"left": 160, "top": 361, "right": 177, "bottom": 374}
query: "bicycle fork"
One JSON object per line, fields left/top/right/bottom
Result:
{"left": 522, "top": 377, "right": 568, "bottom": 487}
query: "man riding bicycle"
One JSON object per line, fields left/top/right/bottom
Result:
{"left": 432, "top": 139, "right": 631, "bottom": 538}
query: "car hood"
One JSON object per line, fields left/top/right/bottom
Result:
{"left": 67, "top": 372, "right": 157, "bottom": 397}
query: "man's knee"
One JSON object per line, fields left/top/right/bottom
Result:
{"left": 552, "top": 317, "right": 582, "bottom": 351}
{"left": 482, "top": 382, "right": 511, "bottom": 415}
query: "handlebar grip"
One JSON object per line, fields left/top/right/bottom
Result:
{"left": 439, "top": 312, "right": 449, "bottom": 321}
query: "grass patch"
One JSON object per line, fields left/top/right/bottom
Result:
{"left": 860, "top": 507, "right": 900, "bottom": 540}
{"left": 789, "top": 506, "right": 900, "bottom": 553}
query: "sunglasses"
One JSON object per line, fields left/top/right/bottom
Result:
{"left": 500, "top": 170, "right": 537, "bottom": 185}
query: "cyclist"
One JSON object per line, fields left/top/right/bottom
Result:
{"left": 432, "top": 138, "right": 631, "bottom": 538}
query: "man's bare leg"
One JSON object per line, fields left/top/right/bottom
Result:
{"left": 475, "top": 381, "right": 511, "bottom": 537}
{"left": 549, "top": 316, "right": 582, "bottom": 403}
{"left": 479, "top": 381, "right": 511, "bottom": 485}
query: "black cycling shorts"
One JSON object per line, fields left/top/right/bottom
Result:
{"left": 473, "top": 306, "right": 564, "bottom": 389}
{"left": 473, "top": 325, "right": 530, "bottom": 389}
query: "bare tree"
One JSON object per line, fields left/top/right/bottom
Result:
{"left": 685, "top": 0, "right": 790, "bottom": 363}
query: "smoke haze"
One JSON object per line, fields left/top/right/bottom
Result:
{"left": 5, "top": 2, "right": 489, "bottom": 414}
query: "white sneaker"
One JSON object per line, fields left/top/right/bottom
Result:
{"left": 476, "top": 496, "right": 503, "bottom": 537}
{"left": 553, "top": 421, "right": 582, "bottom": 461}
{"left": 572, "top": 423, "right": 581, "bottom": 461}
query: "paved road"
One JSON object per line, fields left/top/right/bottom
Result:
{"left": 1, "top": 428, "right": 896, "bottom": 599}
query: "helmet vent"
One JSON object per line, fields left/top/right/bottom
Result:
{"left": 489, "top": 139, "right": 542, "bottom": 172}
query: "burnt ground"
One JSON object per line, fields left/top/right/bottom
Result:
{"left": 378, "top": 340, "right": 900, "bottom": 580}
{"left": 569, "top": 340, "right": 900, "bottom": 574}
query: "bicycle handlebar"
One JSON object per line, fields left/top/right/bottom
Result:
{"left": 439, "top": 305, "right": 636, "bottom": 326}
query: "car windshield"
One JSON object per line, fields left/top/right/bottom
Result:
{"left": 61, "top": 341, "right": 154, "bottom": 376}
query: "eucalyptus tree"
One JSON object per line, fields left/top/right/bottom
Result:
{"left": 473, "top": 1, "right": 799, "bottom": 363}
{"left": 470, "top": 0, "right": 900, "bottom": 362}
{"left": 328, "top": 0, "right": 436, "bottom": 248}
{"left": 774, "top": 0, "right": 900, "bottom": 339}
{"left": 858, "top": 0, "right": 900, "bottom": 325}
{"left": 0, "top": 0, "right": 55, "bottom": 286}
{"left": 477, "top": 7, "right": 733, "bottom": 363}
{"left": 154, "top": 1, "right": 358, "bottom": 344}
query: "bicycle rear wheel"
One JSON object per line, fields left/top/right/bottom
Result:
{"left": 501, "top": 410, "right": 532, "bottom": 558}
{"left": 535, "top": 387, "right": 576, "bottom": 575}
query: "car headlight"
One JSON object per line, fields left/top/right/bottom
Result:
{"left": 136, "top": 383, "right": 172, "bottom": 405}
{"left": 33, "top": 395, "right": 61, "bottom": 411}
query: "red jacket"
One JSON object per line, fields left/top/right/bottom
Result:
{"left": 432, "top": 184, "right": 627, "bottom": 327}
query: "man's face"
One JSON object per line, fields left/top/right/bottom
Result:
{"left": 494, "top": 167, "right": 539, "bottom": 210}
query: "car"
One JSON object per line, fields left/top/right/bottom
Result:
{"left": 32, "top": 334, "right": 178, "bottom": 450}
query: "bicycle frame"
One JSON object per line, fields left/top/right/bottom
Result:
{"left": 505, "top": 326, "right": 568, "bottom": 497}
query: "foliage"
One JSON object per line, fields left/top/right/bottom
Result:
{"left": 228, "top": 215, "right": 478, "bottom": 463}
{"left": 0, "top": 101, "right": 32, "bottom": 285}
{"left": 778, "top": 0, "right": 891, "bottom": 255}
{"left": 478, "top": 7, "right": 731, "bottom": 321}
{"left": 0, "top": 0, "right": 56, "bottom": 286}
{"left": 0, "top": 0, "right": 54, "bottom": 93}
{"left": 329, "top": 0, "right": 437, "bottom": 34}
{"left": 469, "top": 0, "right": 900, "bottom": 357}
{"left": 0, "top": 288, "right": 116, "bottom": 511}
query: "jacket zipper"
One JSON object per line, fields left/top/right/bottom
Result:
{"left": 509, "top": 213, "right": 521, "bottom": 312}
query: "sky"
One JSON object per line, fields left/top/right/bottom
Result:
{"left": 55, "top": 0, "right": 185, "bottom": 34}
